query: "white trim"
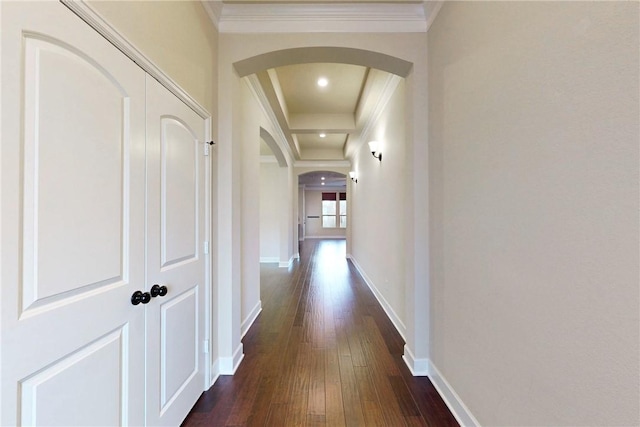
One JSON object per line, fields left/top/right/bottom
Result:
{"left": 62, "top": 1, "right": 210, "bottom": 119}
{"left": 402, "top": 344, "right": 429, "bottom": 376}
{"left": 429, "top": 361, "right": 481, "bottom": 427}
{"left": 203, "top": 116, "right": 213, "bottom": 391}
{"left": 209, "top": 359, "right": 220, "bottom": 388}
{"left": 218, "top": 344, "right": 245, "bottom": 375}
{"left": 424, "top": 1, "right": 444, "bottom": 32}
{"left": 278, "top": 255, "right": 295, "bottom": 268}
{"left": 241, "top": 301, "right": 262, "bottom": 338}
{"left": 201, "top": 0, "right": 222, "bottom": 31}
{"left": 205, "top": 2, "right": 432, "bottom": 33}
{"left": 260, "top": 257, "right": 279, "bottom": 263}
{"left": 347, "top": 255, "right": 406, "bottom": 340}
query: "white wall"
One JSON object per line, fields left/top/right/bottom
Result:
{"left": 239, "top": 80, "right": 296, "bottom": 336}
{"left": 259, "top": 160, "right": 281, "bottom": 262}
{"left": 298, "top": 186, "right": 305, "bottom": 240}
{"left": 428, "top": 2, "right": 639, "bottom": 425}
{"left": 239, "top": 81, "right": 262, "bottom": 335}
{"left": 349, "top": 80, "right": 407, "bottom": 336}
{"left": 304, "top": 189, "right": 347, "bottom": 239}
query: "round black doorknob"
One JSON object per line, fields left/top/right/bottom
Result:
{"left": 131, "top": 290, "right": 151, "bottom": 305}
{"left": 151, "top": 284, "right": 168, "bottom": 297}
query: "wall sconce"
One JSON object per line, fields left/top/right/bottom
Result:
{"left": 349, "top": 171, "right": 358, "bottom": 183}
{"left": 368, "top": 141, "right": 382, "bottom": 161}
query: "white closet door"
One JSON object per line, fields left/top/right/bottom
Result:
{"left": 1, "top": 2, "right": 146, "bottom": 426}
{"left": 144, "top": 76, "right": 207, "bottom": 426}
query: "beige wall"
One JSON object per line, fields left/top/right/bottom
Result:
{"left": 239, "top": 79, "right": 297, "bottom": 333}
{"left": 349, "top": 80, "right": 407, "bottom": 336}
{"left": 90, "top": 1, "right": 217, "bottom": 115}
{"left": 428, "top": 2, "right": 639, "bottom": 425}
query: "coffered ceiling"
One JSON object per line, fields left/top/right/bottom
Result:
{"left": 252, "top": 61, "right": 398, "bottom": 162}
{"left": 272, "top": 63, "right": 368, "bottom": 159}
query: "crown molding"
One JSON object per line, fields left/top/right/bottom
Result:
{"left": 202, "top": 1, "right": 223, "bottom": 30}
{"left": 202, "top": 1, "right": 439, "bottom": 33}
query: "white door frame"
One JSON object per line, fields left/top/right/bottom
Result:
{"left": 60, "top": 0, "right": 215, "bottom": 388}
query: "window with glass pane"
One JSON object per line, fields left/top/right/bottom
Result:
{"left": 339, "top": 192, "right": 347, "bottom": 228}
{"left": 322, "top": 192, "right": 337, "bottom": 228}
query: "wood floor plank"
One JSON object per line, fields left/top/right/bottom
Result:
{"left": 307, "top": 348, "right": 326, "bottom": 417}
{"left": 337, "top": 354, "right": 367, "bottom": 426}
{"left": 324, "top": 344, "right": 346, "bottom": 427}
{"left": 182, "top": 240, "right": 458, "bottom": 427}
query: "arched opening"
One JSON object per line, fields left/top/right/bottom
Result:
{"left": 218, "top": 38, "right": 430, "bottom": 378}
{"left": 233, "top": 46, "right": 413, "bottom": 78}
{"left": 297, "top": 170, "right": 347, "bottom": 242}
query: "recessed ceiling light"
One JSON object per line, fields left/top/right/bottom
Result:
{"left": 317, "top": 77, "right": 328, "bottom": 87}
{"left": 321, "top": 182, "right": 325, "bottom": 185}
{"left": 321, "top": 177, "right": 325, "bottom": 180}
{"left": 319, "top": 133, "right": 326, "bottom": 138}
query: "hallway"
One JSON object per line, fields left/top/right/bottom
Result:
{"left": 183, "top": 239, "right": 458, "bottom": 426}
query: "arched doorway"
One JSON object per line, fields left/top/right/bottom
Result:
{"left": 217, "top": 40, "right": 430, "bottom": 378}
{"left": 297, "top": 171, "right": 347, "bottom": 242}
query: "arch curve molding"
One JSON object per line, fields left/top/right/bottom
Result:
{"left": 233, "top": 47, "right": 413, "bottom": 78}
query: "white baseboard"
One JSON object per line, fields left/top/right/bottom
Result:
{"left": 241, "top": 300, "right": 262, "bottom": 337}
{"left": 402, "top": 344, "right": 429, "bottom": 376}
{"left": 218, "top": 343, "right": 244, "bottom": 375}
{"left": 209, "top": 359, "right": 220, "bottom": 388}
{"left": 429, "top": 360, "right": 481, "bottom": 427}
{"left": 278, "top": 255, "right": 295, "bottom": 268}
{"left": 260, "top": 256, "right": 279, "bottom": 263}
{"left": 348, "top": 256, "right": 406, "bottom": 340}
{"left": 295, "top": 252, "right": 300, "bottom": 260}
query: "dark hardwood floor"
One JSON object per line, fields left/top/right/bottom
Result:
{"left": 182, "top": 239, "right": 458, "bottom": 427}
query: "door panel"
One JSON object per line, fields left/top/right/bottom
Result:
{"left": 146, "top": 75, "right": 206, "bottom": 427}
{"left": 20, "top": 328, "right": 127, "bottom": 427}
{"left": 22, "top": 35, "right": 128, "bottom": 311}
{"left": 160, "top": 288, "right": 198, "bottom": 409}
{"left": 161, "top": 118, "right": 198, "bottom": 268}
{"left": 1, "top": 2, "right": 146, "bottom": 426}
